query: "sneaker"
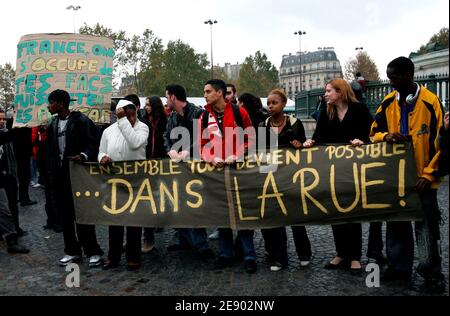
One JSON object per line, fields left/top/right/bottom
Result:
{"left": 141, "top": 241, "right": 155, "bottom": 254}
{"left": 59, "top": 255, "right": 82, "bottom": 266}
{"left": 270, "top": 262, "right": 285, "bottom": 272}
{"left": 208, "top": 230, "right": 219, "bottom": 240}
{"left": 244, "top": 259, "right": 257, "bottom": 274}
{"left": 300, "top": 260, "right": 310, "bottom": 267}
{"left": 32, "top": 183, "right": 42, "bottom": 188}
{"left": 88, "top": 255, "right": 103, "bottom": 268}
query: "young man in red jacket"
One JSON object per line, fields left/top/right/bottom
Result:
{"left": 199, "top": 79, "right": 257, "bottom": 273}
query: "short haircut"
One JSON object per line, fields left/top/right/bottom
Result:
{"left": 226, "top": 83, "right": 236, "bottom": 94}
{"left": 48, "top": 89, "right": 75, "bottom": 108}
{"left": 206, "top": 79, "right": 227, "bottom": 100}
{"left": 355, "top": 72, "right": 361, "bottom": 77}
{"left": 269, "top": 89, "right": 288, "bottom": 105}
{"left": 0, "top": 108, "right": 5, "bottom": 114}
{"left": 387, "top": 57, "right": 415, "bottom": 76}
{"left": 124, "top": 94, "right": 141, "bottom": 108}
{"left": 165, "top": 84, "right": 187, "bottom": 102}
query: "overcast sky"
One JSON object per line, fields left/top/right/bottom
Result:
{"left": 1, "top": 0, "right": 448, "bottom": 79}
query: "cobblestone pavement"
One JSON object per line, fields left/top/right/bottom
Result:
{"left": 0, "top": 178, "right": 448, "bottom": 296}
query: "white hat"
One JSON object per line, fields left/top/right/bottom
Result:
{"left": 116, "top": 100, "right": 136, "bottom": 110}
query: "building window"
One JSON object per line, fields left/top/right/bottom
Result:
{"left": 333, "top": 62, "right": 337, "bottom": 69}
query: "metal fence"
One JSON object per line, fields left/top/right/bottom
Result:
{"left": 295, "top": 74, "right": 449, "bottom": 119}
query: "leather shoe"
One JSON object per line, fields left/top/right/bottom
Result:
{"left": 381, "top": 268, "right": 411, "bottom": 282}
{"left": 214, "top": 256, "right": 233, "bottom": 269}
{"left": 367, "top": 252, "right": 388, "bottom": 266}
{"left": 425, "top": 274, "right": 446, "bottom": 294}
{"left": 324, "top": 259, "right": 348, "bottom": 270}
{"left": 350, "top": 267, "right": 363, "bottom": 275}
{"left": 20, "top": 200, "right": 37, "bottom": 207}
{"left": 126, "top": 261, "right": 141, "bottom": 271}
{"left": 102, "top": 260, "right": 119, "bottom": 270}
{"left": 244, "top": 259, "right": 257, "bottom": 274}
{"left": 198, "top": 248, "right": 215, "bottom": 261}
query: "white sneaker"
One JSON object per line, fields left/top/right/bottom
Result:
{"left": 59, "top": 255, "right": 82, "bottom": 266}
{"left": 270, "top": 262, "right": 284, "bottom": 272}
{"left": 32, "top": 183, "right": 42, "bottom": 188}
{"left": 88, "top": 255, "right": 103, "bottom": 267}
{"left": 300, "top": 261, "right": 310, "bottom": 267}
{"left": 208, "top": 230, "right": 219, "bottom": 240}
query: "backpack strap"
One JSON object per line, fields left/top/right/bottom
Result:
{"left": 203, "top": 104, "right": 244, "bottom": 130}
{"left": 232, "top": 104, "right": 243, "bottom": 128}
{"left": 202, "top": 110, "right": 209, "bottom": 130}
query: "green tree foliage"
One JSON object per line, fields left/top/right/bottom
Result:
{"left": 416, "top": 27, "right": 449, "bottom": 55}
{"left": 125, "top": 29, "right": 163, "bottom": 95}
{"left": 79, "top": 23, "right": 128, "bottom": 84}
{"left": 344, "top": 51, "right": 380, "bottom": 81}
{"left": 80, "top": 24, "right": 162, "bottom": 95}
{"left": 141, "top": 40, "right": 210, "bottom": 96}
{"left": 238, "top": 51, "right": 279, "bottom": 97}
{"left": 0, "top": 63, "right": 15, "bottom": 108}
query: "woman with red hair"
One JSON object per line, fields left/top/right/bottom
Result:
{"left": 304, "top": 78, "right": 373, "bottom": 275}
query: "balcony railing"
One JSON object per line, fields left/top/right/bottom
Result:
{"left": 295, "top": 73, "right": 449, "bottom": 119}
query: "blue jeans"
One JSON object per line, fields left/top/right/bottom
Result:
{"left": 177, "top": 228, "right": 209, "bottom": 252}
{"left": 415, "top": 189, "right": 443, "bottom": 279}
{"left": 219, "top": 229, "right": 255, "bottom": 261}
{"left": 386, "top": 189, "right": 442, "bottom": 278}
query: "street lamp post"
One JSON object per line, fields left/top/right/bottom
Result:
{"left": 204, "top": 19, "right": 218, "bottom": 79}
{"left": 355, "top": 47, "right": 364, "bottom": 77}
{"left": 294, "top": 30, "right": 306, "bottom": 94}
{"left": 66, "top": 5, "right": 81, "bottom": 33}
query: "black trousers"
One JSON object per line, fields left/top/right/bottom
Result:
{"left": 3, "top": 176, "right": 20, "bottom": 232}
{"left": 367, "top": 222, "right": 384, "bottom": 257}
{"left": 56, "top": 164, "right": 103, "bottom": 257}
{"left": 43, "top": 171, "right": 62, "bottom": 229}
{"left": 262, "top": 226, "right": 311, "bottom": 266}
{"left": 0, "top": 188, "right": 16, "bottom": 237}
{"left": 108, "top": 226, "right": 142, "bottom": 263}
{"left": 15, "top": 156, "right": 31, "bottom": 202}
{"left": 332, "top": 223, "right": 362, "bottom": 262}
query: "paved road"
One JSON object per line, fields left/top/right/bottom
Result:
{"left": 0, "top": 178, "right": 448, "bottom": 296}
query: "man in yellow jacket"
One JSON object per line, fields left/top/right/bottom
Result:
{"left": 371, "top": 56, "right": 445, "bottom": 294}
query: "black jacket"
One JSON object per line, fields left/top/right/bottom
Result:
{"left": 46, "top": 111, "right": 99, "bottom": 174}
{"left": 143, "top": 116, "right": 168, "bottom": 159}
{"left": 259, "top": 115, "right": 306, "bottom": 149}
{"left": 163, "top": 102, "right": 204, "bottom": 154}
{"left": 0, "top": 129, "right": 16, "bottom": 188}
{"left": 313, "top": 102, "right": 373, "bottom": 144}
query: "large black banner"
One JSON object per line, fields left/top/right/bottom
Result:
{"left": 71, "top": 142, "right": 422, "bottom": 228}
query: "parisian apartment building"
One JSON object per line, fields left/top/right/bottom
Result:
{"left": 279, "top": 47, "right": 343, "bottom": 100}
